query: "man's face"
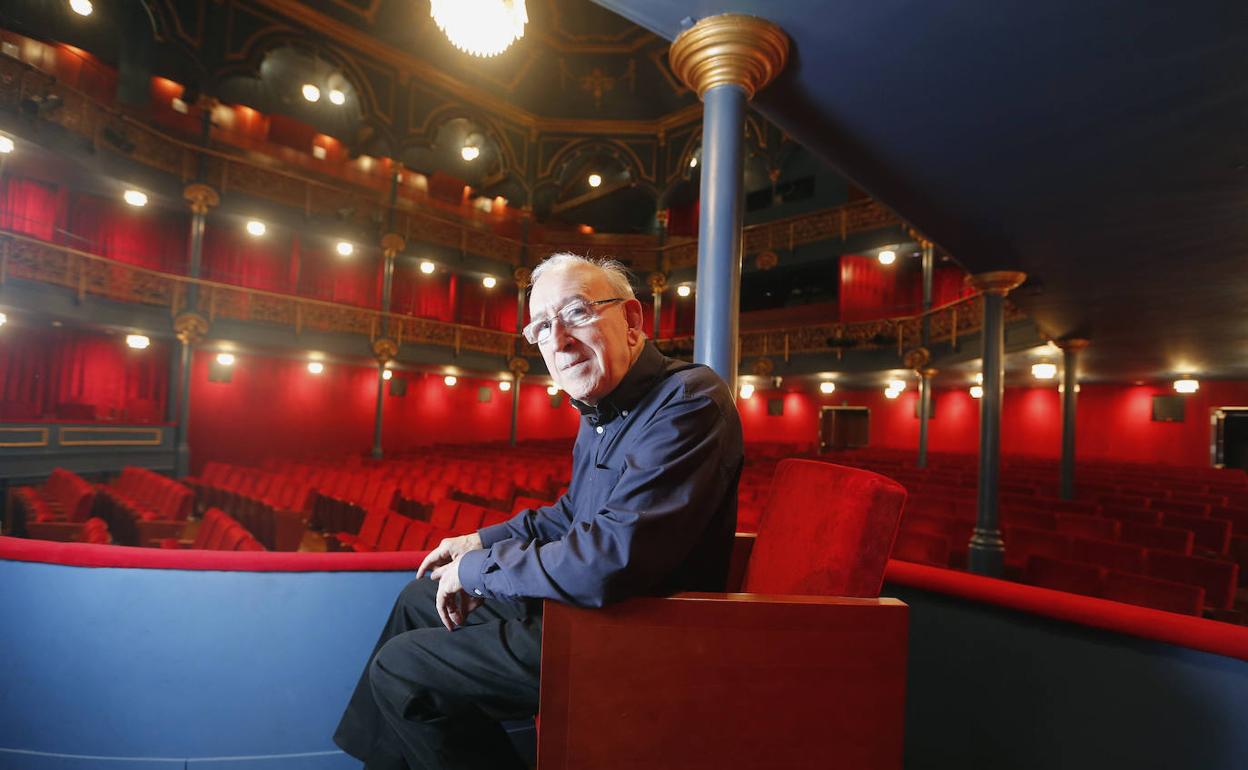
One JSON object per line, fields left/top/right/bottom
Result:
{"left": 529, "top": 263, "right": 642, "bottom": 404}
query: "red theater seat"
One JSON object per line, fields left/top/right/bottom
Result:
{"left": 1160, "top": 513, "right": 1231, "bottom": 555}
{"left": 1055, "top": 514, "right": 1119, "bottom": 541}
{"left": 1119, "top": 521, "right": 1193, "bottom": 554}
{"left": 374, "top": 514, "right": 410, "bottom": 552}
{"left": 1145, "top": 551, "right": 1238, "bottom": 610}
{"left": 1100, "top": 571, "right": 1205, "bottom": 616}
{"left": 1003, "top": 527, "right": 1071, "bottom": 571}
{"left": 1069, "top": 537, "right": 1145, "bottom": 574}
{"left": 1023, "top": 555, "right": 1104, "bottom": 598}
{"left": 891, "top": 530, "right": 951, "bottom": 567}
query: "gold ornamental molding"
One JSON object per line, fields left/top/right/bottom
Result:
{"left": 183, "top": 183, "right": 220, "bottom": 215}
{"left": 513, "top": 267, "right": 532, "bottom": 290}
{"left": 174, "top": 311, "right": 210, "bottom": 345}
{"left": 380, "top": 233, "right": 406, "bottom": 258}
{"left": 647, "top": 271, "right": 668, "bottom": 294}
{"left": 968, "top": 271, "right": 1027, "bottom": 296}
{"left": 59, "top": 427, "right": 164, "bottom": 447}
{"left": 0, "top": 427, "right": 50, "bottom": 448}
{"left": 669, "top": 14, "right": 790, "bottom": 100}
{"left": 371, "top": 336, "right": 399, "bottom": 365}
{"left": 508, "top": 357, "right": 530, "bottom": 379}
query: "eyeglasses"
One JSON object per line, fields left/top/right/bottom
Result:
{"left": 523, "top": 297, "right": 625, "bottom": 345}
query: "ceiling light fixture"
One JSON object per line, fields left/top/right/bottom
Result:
{"left": 482, "top": 276, "right": 497, "bottom": 289}
{"left": 878, "top": 249, "right": 897, "bottom": 266}
{"left": 888, "top": 379, "right": 907, "bottom": 392}
{"left": 689, "top": 155, "right": 698, "bottom": 169}
{"left": 444, "top": 375, "right": 458, "bottom": 387}
{"left": 420, "top": 260, "right": 436, "bottom": 275}
{"left": 336, "top": 241, "right": 354, "bottom": 257}
{"left": 70, "top": 0, "right": 93, "bottom": 17}
{"left": 970, "top": 385, "right": 984, "bottom": 399}
{"left": 0, "top": 311, "right": 6, "bottom": 327}
{"left": 547, "top": 385, "right": 559, "bottom": 396}
{"left": 1031, "top": 362, "right": 1058, "bottom": 380}
{"left": 123, "top": 189, "right": 148, "bottom": 207}
{"left": 0, "top": 135, "right": 15, "bottom": 154}
{"left": 382, "top": 369, "right": 393, "bottom": 381}
{"left": 125, "top": 334, "right": 150, "bottom": 350}
{"left": 1173, "top": 378, "right": 1199, "bottom": 394}
{"left": 819, "top": 381, "right": 836, "bottom": 394}
{"left": 975, "top": 372, "right": 984, "bottom": 385}
{"left": 216, "top": 353, "right": 235, "bottom": 366}
{"left": 307, "top": 361, "right": 324, "bottom": 374}
{"left": 301, "top": 84, "right": 321, "bottom": 102}
{"left": 461, "top": 144, "right": 480, "bottom": 161}
{"left": 676, "top": 284, "right": 692, "bottom": 298}
{"left": 430, "top": 0, "right": 528, "bottom": 58}
{"left": 739, "top": 382, "right": 755, "bottom": 400}
{"left": 884, "top": 387, "right": 901, "bottom": 399}
{"left": 587, "top": 173, "right": 602, "bottom": 188}
{"left": 328, "top": 88, "right": 346, "bottom": 106}
{"left": 498, "top": 380, "right": 512, "bottom": 392}
{"left": 246, "top": 220, "right": 266, "bottom": 237}
{"left": 171, "top": 97, "right": 189, "bottom": 114}
{"left": 311, "top": 145, "right": 327, "bottom": 160}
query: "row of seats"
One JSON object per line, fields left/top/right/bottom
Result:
{"left": 12, "top": 468, "right": 96, "bottom": 524}
{"left": 1024, "top": 555, "right": 1206, "bottom": 616}
{"left": 160, "top": 508, "right": 265, "bottom": 551}
{"left": 329, "top": 511, "right": 448, "bottom": 553}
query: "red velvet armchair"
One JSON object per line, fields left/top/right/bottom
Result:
{"left": 537, "top": 459, "right": 910, "bottom": 769}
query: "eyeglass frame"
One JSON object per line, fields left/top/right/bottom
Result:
{"left": 523, "top": 297, "right": 626, "bottom": 345}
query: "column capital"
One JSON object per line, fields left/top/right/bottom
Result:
{"left": 182, "top": 183, "right": 219, "bottom": 215}
{"left": 967, "top": 270, "right": 1027, "bottom": 296}
{"left": 514, "top": 266, "right": 532, "bottom": 290}
{"left": 647, "top": 271, "right": 668, "bottom": 294}
{"left": 918, "top": 367, "right": 939, "bottom": 379}
{"left": 508, "top": 357, "right": 530, "bottom": 379}
{"left": 655, "top": 208, "right": 670, "bottom": 228}
{"left": 173, "top": 311, "right": 209, "bottom": 345}
{"left": 380, "top": 233, "right": 406, "bottom": 258}
{"left": 669, "top": 14, "right": 789, "bottom": 100}
{"left": 1055, "top": 337, "right": 1090, "bottom": 352}
{"left": 371, "top": 337, "right": 398, "bottom": 366}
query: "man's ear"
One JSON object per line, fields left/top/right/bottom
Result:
{"left": 623, "top": 298, "right": 645, "bottom": 343}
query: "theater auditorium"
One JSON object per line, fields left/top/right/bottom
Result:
{"left": 1, "top": 1, "right": 1246, "bottom": 768}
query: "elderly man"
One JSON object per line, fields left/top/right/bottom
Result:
{"left": 334, "top": 253, "right": 743, "bottom": 769}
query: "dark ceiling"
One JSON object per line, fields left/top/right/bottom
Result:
{"left": 598, "top": 0, "right": 1248, "bottom": 384}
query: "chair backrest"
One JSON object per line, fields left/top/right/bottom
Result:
{"left": 742, "top": 459, "right": 907, "bottom": 598}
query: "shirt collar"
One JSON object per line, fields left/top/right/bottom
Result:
{"left": 570, "top": 341, "right": 665, "bottom": 421}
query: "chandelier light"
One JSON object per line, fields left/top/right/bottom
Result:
{"left": 430, "top": 0, "right": 528, "bottom": 58}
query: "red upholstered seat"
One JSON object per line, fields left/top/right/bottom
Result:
{"left": 1055, "top": 514, "right": 1119, "bottom": 541}
{"left": 398, "top": 519, "right": 435, "bottom": 551}
{"left": 429, "top": 498, "right": 461, "bottom": 530}
{"left": 1069, "top": 537, "right": 1145, "bottom": 574}
{"left": 1120, "top": 522, "right": 1193, "bottom": 554}
{"left": 1145, "top": 551, "right": 1238, "bottom": 610}
{"left": 891, "top": 530, "right": 951, "bottom": 567}
{"left": 1003, "top": 527, "right": 1071, "bottom": 571}
{"left": 1100, "top": 571, "right": 1205, "bottom": 616}
{"left": 374, "top": 514, "right": 410, "bottom": 552}
{"left": 1023, "top": 555, "right": 1104, "bottom": 598}
{"left": 1160, "top": 513, "right": 1230, "bottom": 555}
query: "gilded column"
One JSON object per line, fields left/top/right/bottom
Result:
{"left": 371, "top": 233, "right": 405, "bottom": 460}
{"left": 508, "top": 357, "right": 529, "bottom": 448}
{"left": 647, "top": 271, "right": 667, "bottom": 342}
{"left": 670, "top": 14, "right": 788, "bottom": 388}
{"left": 1057, "top": 338, "right": 1089, "bottom": 501}
{"left": 172, "top": 183, "right": 218, "bottom": 478}
{"left": 966, "top": 270, "right": 1026, "bottom": 576}
{"left": 917, "top": 366, "right": 937, "bottom": 469}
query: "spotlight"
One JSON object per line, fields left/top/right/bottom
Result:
{"left": 311, "top": 145, "right": 327, "bottom": 160}
{"left": 819, "top": 381, "right": 836, "bottom": 394}
{"left": 970, "top": 385, "right": 984, "bottom": 399}
{"left": 70, "top": 0, "right": 93, "bottom": 16}
{"left": 328, "top": 88, "right": 346, "bottom": 106}
{"left": 547, "top": 385, "right": 559, "bottom": 396}
{"left": 171, "top": 97, "right": 189, "bottom": 114}
{"left": 125, "top": 334, "right": 150, "bottom": 349}
{"left": 0, "top": 312, "right": 7, "bottom": 327}
{"left": 878, "top": 249, "right": 897, "bottom": 265}
{"left": 245, "top": 220, "right": 266, "bottom": 237}
{"left": 689, "top": 156, "right": 698, "bottom": 169}
{"left": 0, "top": 135, "right": 13, "bottom": 154}
{"left": 123, "top": 189, "right": 148, "bottom": 207}
{"left": 301, "top": 84, "right": 321, "bottom": 102}
{"left": 739, "top": 383, "right": 755, "bottom": 400}
{"left": 482, "top": 276, "right": 497, "bottom": 289}
{"left": 887, "top": 379, "right": 907, "bottom": 392}
{"left": 676, "top": 284, "right": 692, "bottom": 298}
{"left": 307, "top": 361, "right": 324, "bottom": 374}
{"left": 975, "top": 372, "right": 984, "bottom": 385}
{"left": 498, "top": 380, "right": 512, "bottom": 392}
{"left": 1173, "top": 378, "right": 1199, "bottom": 394}
{"left": 461, "top": 144, "right": 480, "bottom": 161}
{"left": 216, "top": 353, "right": 235, "bottom": 366}
{"left": 1031, "top": 363, "right": 1057, "bottom": 380}
{"left": 420, "top": 261, "right": 436, "bottom": 274}
{"left": 444, "top": 375, "right": 458, "bottom": 387}
{"left": 587, "top": 173, "right": 602, "bottom": 188}
{"left": 336, "top": 241, "right": 354, "bottom": 257}
{"left": 382, "top": 369, "right": 393, "bottom": 381}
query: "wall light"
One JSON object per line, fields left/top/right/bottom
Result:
{"left": 689, "top": 155, "right": 698, "bottom": 169}
{"left": 246, "top": 220, "right": 266, "bottom": 237}
{"left": 444, "top": 375, "right": 458, "bottom": 387}
{"left": 420, "top": 261, "right": 436, "bottom": 275}
{"left": 888, "top": 379, "right": 907, "bottom": 392}
{"left": 819, "top": 381, "right": 836, "bottom": 394}
{"left": 123, "top": 189, "right": 148, "bottom": 207}
{"left": 70, "top": 0, "right": 93, "bottom": 17}
{"left": 0, "top": 312, "right": 6, "bottom": 327}
{"left": 878, "top": 249, "right": 897, "bottom": 266}
{"left": 498, "top": 380, "right": 512, "bottom": 392}
{"left": 970, "top": 385, "right": 984, "bottom": 399}
{"left": 215, "top": 352, "right": 235, "bottom": 366}
{"left": 171, "top": 97, "right": 189, "bottom": 114}
{"left": 382, "top": 369, "right": 393, "bottom": 381}
{"left": 739, "top": 382, "right": 755, "bottom": 399}
{"left": 676, "top": 284, "right": 692, "bottom": 298}
{"left": 1031, "top": 363, "right": 1058, "bottom": 380}
{"left": 311, "top": 145, "right": 327, "bottom": 160}
{"left": 307, "top": 361, "right": 324, "bottom": 374}
{"left": 547, "top": 385, "right": 559, "bottom": 396}
{"left": 301, "top": 84, "right": 321, "bottom": 102}
{"left": 482, "top": 275, "right": 497, "bottom": 289}
{"left": 328, "top": 88, "right": 346, "bottom": 106}
{"left": 975, "top": 372, "right": 984, "bottom": 385}
{"left": 336, "top": 241, "right": 354, "bottom": 257}
{"left": 0, "top": 135, "right": 14, "bottom": 154}
{"left": 884, "top": 387, "right": 901, "bottom": 399}
{"left": 1173, "top": 378, "right": 1199, "bottom": 394}
{"left": 461, "top": 144, "right": 480, "bottom": 161}
{"left": 125, "top": 334, "right": 150, "bottom": 349}
{"left": 587, "top": 173, "right": 602, "bottom": 188}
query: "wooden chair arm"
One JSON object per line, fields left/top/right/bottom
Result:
{"left": 538, "top": 593, "right": 908, "bottom": 770}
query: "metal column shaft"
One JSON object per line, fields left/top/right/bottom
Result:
{"left": 968, "top": 291, "right": 1007, "bottom": 576}
{"left": 917, "top": 370, "right": 934, "bottom": 469}
{"left": 1059, "top": 342, "right": 1086, "bottom": 500}
{"left": 692, "top": 83, "right": 747, "bottom": 387}
{"left": 174, "top": 209, "right": 207, "bottom": 478}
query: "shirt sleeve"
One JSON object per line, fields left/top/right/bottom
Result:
{"left": 459, "top": 383, "right": 732, "bottom": 607}
{"left": 476, "top": 494, "right": 576, "bottom": 548}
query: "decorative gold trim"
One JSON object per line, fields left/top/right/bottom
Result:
{"left": 967, "top": 271, "right": 1027, "bottom": 296}
{"left": 669, "top": 14, "right": 789, "bottom": 100}
{"left": 0, "top": 427, "right": 50, "bottom": 448}
{"left": 174, "top": 312, "right": 210, "bottom": 345}
{"left": 183, "top": 183, "right": 220, "bottom": 215}
{"left": 381, "top": 233, "right": 406, "bottom": 257}
{"left": 59, "top": 427, "right": 164, "bottom": 447}
{"left": 1055, "top": 338, "right": 1090, "bottom": 352}
{"left": 372, "top": 337, "right": 399, "bottom": 365}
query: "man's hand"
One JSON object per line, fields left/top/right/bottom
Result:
{"left": 430, "top": 553, "right": 483, "bottom": 631}
{"left": 416, "top": 532, "right": 483, "bottom": 579}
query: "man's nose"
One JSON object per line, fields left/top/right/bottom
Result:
{"left": 549, "top": 317, "right": 575, "bottom": 350}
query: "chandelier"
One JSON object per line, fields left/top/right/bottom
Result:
{"left": 430, "top": 0, "right": 528, "bottom": 58}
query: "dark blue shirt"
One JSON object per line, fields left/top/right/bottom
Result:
{"left": 458, "top": 341, "right": 744, "bottom": 608}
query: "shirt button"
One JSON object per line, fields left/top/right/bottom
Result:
{"left": 621, "top": 410, "right": 629, "bottom": 417}
{"left": 474, "top": 589, "right": 483, "bottom": 596}
{"left": 595, "top": 426, "right": 604, "bottom": 434}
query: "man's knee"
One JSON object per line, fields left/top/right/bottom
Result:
{"left": 368, "top": 633, "right": 432, "bottom": 719}
{"left": 398, "top": 576, "right": 438, "bottom": 608}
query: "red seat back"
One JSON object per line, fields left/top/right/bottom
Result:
{"left": 744, "top": 460, "right": 907, "bottom": 598}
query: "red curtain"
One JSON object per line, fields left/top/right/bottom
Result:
{"left": 638, "top": 294, "right": 683, "bottom": 338}
{"left": 933, "top": 265, "right": 974, "bottom": 306}
{"left": 0, "top": 177, "right": 59, "bottom": 240}
{"left": 0, "top": 328, "right": 169, "bottom": 421}
{"left": 457, "top": 279, "right": 518, "bottom": 330}
{"left": 296, "top": 241, "right": 379, "bottom": 308}
{"left": 65, "top": 192, "right": 188, "bottom": 273}
{"left": 202, "top": 222, "right": 292, "bottom": 293}
{"left": 839, "top": 254, "right": 905, "bottom": 321}
{"left": 393, "top": 269, "right": 453, "bottom": 321}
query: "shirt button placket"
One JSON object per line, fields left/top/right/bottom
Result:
{"left": 595, "top": 426, "right": 604, "bottom": 435}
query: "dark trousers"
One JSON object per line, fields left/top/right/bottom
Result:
{"left": 333, "top": 578, "right": 542, "bottom": 770}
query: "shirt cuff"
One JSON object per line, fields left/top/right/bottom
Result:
{"left": 478, "top": 521, "right": 515, "bottom": 548}
{"left": 457, "top": 548, "right": 490, "bottom": 599}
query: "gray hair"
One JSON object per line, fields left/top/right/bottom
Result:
{"left": 529, "top": 252, "right": 636, "bottom": 300}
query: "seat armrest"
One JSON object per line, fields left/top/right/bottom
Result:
{"left": 538, "top": 593, "right": 908, "bottom": 770}
{"left": 726, "top": 531, "right": 756, "bottom": 591}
